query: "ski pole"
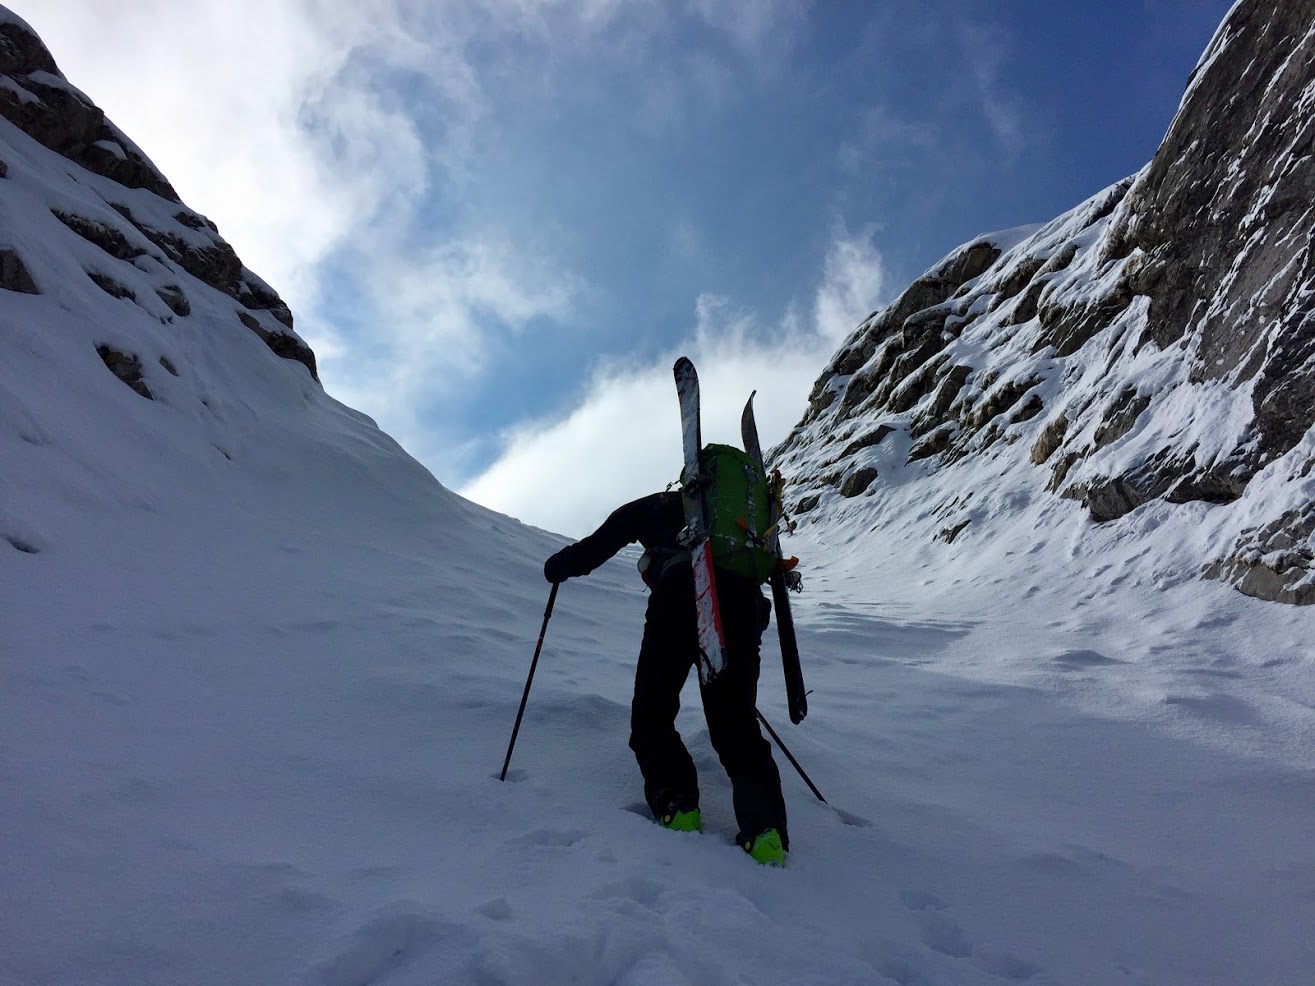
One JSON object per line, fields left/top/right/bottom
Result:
{"left": 501, "top": 581, "right": 559, "bottom": 781}
{"left": 756, "top": 707, "right": 827, "bottom": 804}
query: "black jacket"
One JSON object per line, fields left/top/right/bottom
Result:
{"left": 545, "top": 491, "right": 686, "bottom": 584}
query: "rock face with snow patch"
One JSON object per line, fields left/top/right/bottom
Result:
{"left": 777, "top": 0, "right": 1315, "bottom": 605}
{"left": 0, "top": 7, "right": 315, "bottom": 380}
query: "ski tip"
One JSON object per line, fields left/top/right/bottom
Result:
{"left": 674, "top": 358, "right": 699, "bottom": 392}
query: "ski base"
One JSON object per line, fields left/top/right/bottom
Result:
{"left": 741, "top": 390, "right": 808, "bottom": 724}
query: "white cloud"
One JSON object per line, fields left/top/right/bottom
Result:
{"left": 21, "top": 0, "right": 429, "bottom": 305}
{"left": 837, "top": 103, "right": 941, "bottom": 177}
{"left": 955, "top": 20, "right": 1028, "bottom": 159}
{"left": 309, "top": 230, "right": 581, "bottom": 463}
{"left": 688, "top": 0, "right": 808, "bottom": 56}
{"left": 814, "top": 225, "right": 886, "bottom": 342}
{"left": 21, "top": 0, "right": 847, "bottom": 531}
{"left": 669, "top": 218, "right": 708, "bottom": 264}
{"left": 834, "top": 15, "right": 1029, "bottom": 176}
{"left": 461, "top": 228, "right": 888, "bottom": 537}
{"left": 460, "top": 338, "right": 824, "bottom": 538}
{"left": 21, "top": 0, "right": 582, "bottom": 460}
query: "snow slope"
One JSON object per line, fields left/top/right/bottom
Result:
{"left": 3, "top": 4, "right": 1314, "bottom": 985}
{"left": 6, "top": 302, "right": 1314, "bottom": 986}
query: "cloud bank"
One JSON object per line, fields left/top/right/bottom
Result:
{"left": 461, "top": 228, "right": 888, "bottom": 537}
{"left": 22, "top": 1, "right": 1040, "bottom": 540}
{"left": 22, "top": 0, "right": 825, "bottom": 494}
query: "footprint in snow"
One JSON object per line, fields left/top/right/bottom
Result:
{"left": 310, "top": 908, "right": 467, "bottom": 986}
{"left": 1161, "top": 692, "right": 1259, "bottom": 724}
{"left": 901, "top": 887, "right": 1041, "bottom": 978}
{"left": 512, "top": 827, "right": 589, "bottom": 849}
{"left": 877, "top": 956, "right": 932, "bottom": 985}
{"left": 899, "top": 889, "right": 949, "bottom": 912}
{"left": 1053, "top": 649, "right": 1125, "bottom": 669}
{"left": 899, "top": 890, "right": 977, "bottom": 962}
{"left": 1184, "top": 666, "right": 1244, "bottom": 680}
{"left": 272, "top": 884, "right": 336, "bottom": 915}
{"left": 833, "top": 807, "right": 871, "bottom": 828}
{"left": 622, "top": 801, "right": 652, "bottom": 819}
{"left": 919, "top": 912, "right": 973, "bottom": 959}
{"left": 590, "top": 874, "right": 668, "bottom": 913}
{"left": 475, "top": 897, "right": 512, "bottom": 921}
{"left": 975, "top": 950, "right": 1040, "bottom": 981}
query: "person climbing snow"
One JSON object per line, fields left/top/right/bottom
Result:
{"left": 543, "top": 489, "right": 789, "bottom": 866}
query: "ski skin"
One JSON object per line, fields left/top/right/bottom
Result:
{"left": 673, "top": 357, "right": 728, "bottom": 683}
{"left": 741, "top": 392, "right": 808, "bottom": 725}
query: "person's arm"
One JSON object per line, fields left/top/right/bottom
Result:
{"left": 544, "top": 494, "right": 657, "bottom": 582}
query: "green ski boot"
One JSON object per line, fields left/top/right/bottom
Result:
{"left": 659, "top": 807, "right": 702, "bottom": 833}
{"left": 743, "top": 828, "right": 786, "bottom": 866}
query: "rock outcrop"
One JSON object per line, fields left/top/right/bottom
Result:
{"left": 0, "top": 8, "right": 314, "bottom": 379}
{"left": 777, "top": 0, "right": 1315, "bottom": 605}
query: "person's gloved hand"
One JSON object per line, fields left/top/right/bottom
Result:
{"left": 544, "top": 551, "right": 570, "bottom": 584}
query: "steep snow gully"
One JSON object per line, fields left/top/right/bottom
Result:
{"left": 3, "top": 2, "right": 1313, "bottom": 984}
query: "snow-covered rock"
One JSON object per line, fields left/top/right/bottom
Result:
{"left": 0, "top": 6, "right": 310, "bottom": 378}
{"left": 779, "top": 0, "right": 1315, "bottom": 605}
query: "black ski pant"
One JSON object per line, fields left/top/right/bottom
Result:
{"left": 629, "top": 567, "right": 788, "bottom": 850}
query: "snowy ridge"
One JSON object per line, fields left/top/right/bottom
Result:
{"left": 0, "top": 11, "right": 304, "bottom": 364}
{"left": 779, "top": 0, "right": 1315, "bottom": 606}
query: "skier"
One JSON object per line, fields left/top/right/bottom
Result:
{"left": 543, "top": 490, "right": 789, "bottom": 865}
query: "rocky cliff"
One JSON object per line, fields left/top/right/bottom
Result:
{"left": 777, "top": 0, "right": 1315, "bottom": 605}
{"left": 0, "top": 7, "right": 316, "bottom": 384}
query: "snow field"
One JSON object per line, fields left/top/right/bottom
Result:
{"left": 5, "top": 459, "right": 1313, "bottom": 984}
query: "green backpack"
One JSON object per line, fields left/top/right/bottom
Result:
{"left": 681, "top": 443, "right": 778, "bottom": 584}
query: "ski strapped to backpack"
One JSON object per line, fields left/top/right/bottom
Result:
{"left": 673, "top": 357, "right": 727, "bottom": 683}
{"left": 672, "top": 358, "right": 808, "bottom": 723}
{"left": 742, "top": 390, "right": 808, "bottom": 724}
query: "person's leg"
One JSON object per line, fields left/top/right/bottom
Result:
{"left": 700, "top": 579, "right": 788, "bottom": 850}
{"left": 630, "top": 584, "right": 699, "bottom": 818}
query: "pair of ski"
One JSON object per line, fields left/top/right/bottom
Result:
{"left": 673, "top": 356, "right": 808, "bottom": 725}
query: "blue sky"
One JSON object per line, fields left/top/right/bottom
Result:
{"left": 24, "top": 0, "right": 1234, "bottom": 535}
